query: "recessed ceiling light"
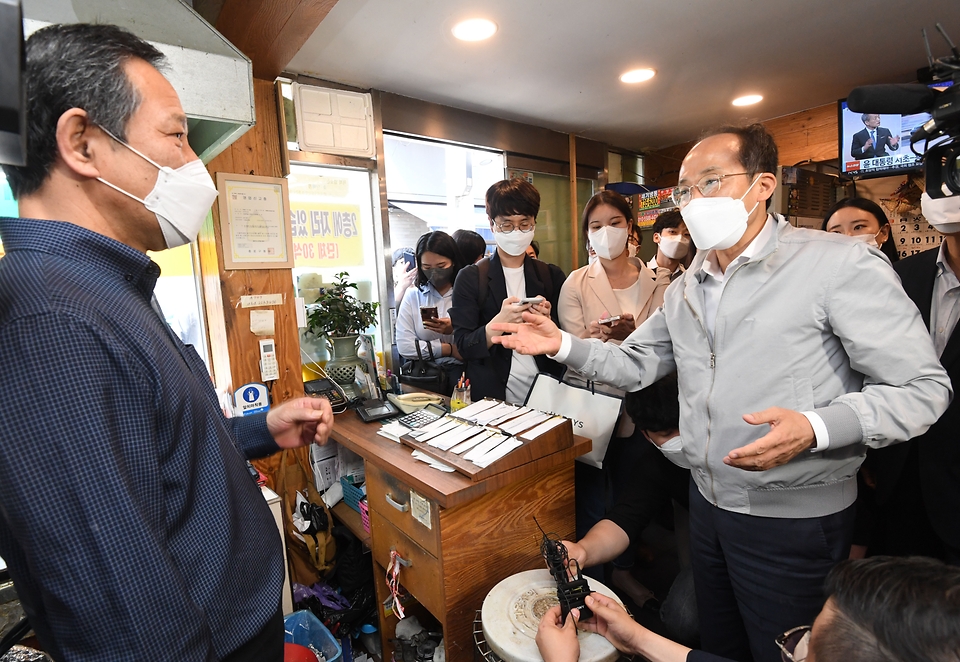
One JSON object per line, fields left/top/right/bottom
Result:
{"left": 732, "top": 94, "right": 763, "bottom": 106}
{"left": 620, "top": 68, "right": 656, "bottom": 84}
{"left": 452, "top": 18, "right": 497, "bottom": 41}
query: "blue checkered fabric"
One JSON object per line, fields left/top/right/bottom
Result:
{"left": 0, "top": 217, "right": 283, "bottom": 661}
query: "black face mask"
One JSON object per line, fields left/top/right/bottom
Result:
{"left": 424, "top": 266, "right": 454, "bottom": 288}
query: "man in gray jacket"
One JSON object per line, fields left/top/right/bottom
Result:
{"left": 492, "top": 124, "right": 951, "bottom": 662}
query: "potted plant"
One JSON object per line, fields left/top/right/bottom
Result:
{"left": 306, "top": 272, "right": 379, "bottom": 385}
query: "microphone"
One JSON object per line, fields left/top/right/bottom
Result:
{"left": 847, "top": 84, "right": 937, "bottom": 115}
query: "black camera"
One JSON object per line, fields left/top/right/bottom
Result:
{"left": 847, "top": 23, "right": 960, "bottom": 199}
{"left": 0, "top": 0, "right": 26, "bottom": 167}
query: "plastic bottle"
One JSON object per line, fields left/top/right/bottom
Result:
{"left": 358, "top": 623, "right": 381, "bottom": 658}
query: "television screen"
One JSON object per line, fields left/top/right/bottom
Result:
{"left": 838, "top": 81, "right": 954, "bottom": 180}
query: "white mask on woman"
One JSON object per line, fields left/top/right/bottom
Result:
{"left": 588, "top": 225, "right": 628, "bottom": 261}
{"left": 850, "top": 230, "right": 882, "bottom": 249}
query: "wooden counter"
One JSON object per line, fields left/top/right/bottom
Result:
{"left": 329, "top": 409, "right": 591, "bottom": 662}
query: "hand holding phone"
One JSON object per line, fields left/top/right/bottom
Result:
{"left": 515, "top": 296, "right": 545, "bottom": 306}
{"left": 598, "top": 313, "right": 636, "bottom": 342}
{"left": 420, "top": 306, "right": 439, "bottom": 321}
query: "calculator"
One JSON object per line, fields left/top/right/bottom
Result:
{"left": 397, "top": 403, "right": 447, "bottom": 429}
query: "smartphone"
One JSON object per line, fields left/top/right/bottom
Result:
{"left": 516, "top": 296, "right": 545, "bottom": 306}
{"left": 598, "top": 315, "right": 622, "bottom": 325}
{"left": 395, "top": 249, "right": 415, "bottom": 270}
{"left": 420, "top": 306, "right": 439, "bottom": 321}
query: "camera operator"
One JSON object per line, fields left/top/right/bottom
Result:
{"left": 874, "top": 192, "right": 960, "bottom": 565}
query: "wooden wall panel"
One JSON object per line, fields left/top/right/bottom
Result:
{"left": 644, "top": 141, "right": 695, "bottom": 189}
{"left": 200, "top": 79, "right": 304, "bottom": 403}
{"left": 763, "top": 103, "right": 837, "bottom": 167}
{"left": 216, "top": 0, "right": 340, "bottom": 81}
{"left": 644, "top": 103, "right": 838, "bottom": 188}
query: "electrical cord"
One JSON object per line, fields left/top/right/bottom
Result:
{"left": 300, "top": 347, "right": 350, "bottom": 414}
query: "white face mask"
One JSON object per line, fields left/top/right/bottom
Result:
{"left": 588, "top": 225, "right": 628, "bottom": 261}
{"left": 922, "top": 192, "right": 960, "bottom": 234}
{"left": 493, "top": 227, "right": 535, "bottom": 257}
{"left": 97, "top": 128, "right": 218, "bottom": 249}
{"left": 626, "top": 242, "right": 639, "bottom": 259}
{"left": 643, "top": 430, "right": 682, "bottom": 451}
{"left": 658, "top": 234, "right": 690, "bottom": 259}
{"left": 659, "top": 435, "right": 683, "bottom": 451}
{"left": 850, "top": 230, "right": 882, "bottom": 249}
{"left": 680, "top": 175, "right": 761, "bottom": 251}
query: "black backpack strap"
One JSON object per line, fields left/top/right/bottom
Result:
{"left": 477, "top": 256, "right": 490, "bottom": 310}
{"left": 532, "top": 259, "right": 553, "bottom": 297}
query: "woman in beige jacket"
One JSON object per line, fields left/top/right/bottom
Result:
{"left": 558, "top": 190, "right": 671, "bottom": 608}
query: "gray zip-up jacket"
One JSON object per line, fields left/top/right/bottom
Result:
{"left": 561, "top": 216, "right": 952, "bottom": 518}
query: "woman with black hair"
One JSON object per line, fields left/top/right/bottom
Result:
{"left": 822, "top": 197, "right": 899, "bottom": 263}
{"left": 557, "top": 190, "right": 671, "bottom": 604}
{"left": 395, "top": 231, "right": 464, "bottom": 394}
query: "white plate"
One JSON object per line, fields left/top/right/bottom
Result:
{"left": 480, "top": 569, "right": 623, "bottom": 662}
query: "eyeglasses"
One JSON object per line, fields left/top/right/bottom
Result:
{"left": 494, "top": 218, "right": 536, "bottom": 234}
{"left": 671, "top": 172, "right": 751, "bottom": 207}
{"left": 776, "top": 625, "right": 811, "bottom": 662}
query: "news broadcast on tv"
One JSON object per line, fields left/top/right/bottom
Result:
{"left": 840, "top": 80, "right": 955, "bottom": 180}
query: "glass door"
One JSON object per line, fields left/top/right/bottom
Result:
{"left": 287, "top": 163, "right": 383, "bottom": 376}
{"left": 508, "top": 170, "right": 595, "bottom": 273}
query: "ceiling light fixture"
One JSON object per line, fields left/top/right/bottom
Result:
{"left": 732, "top": 94, "right": 763, "bottom": 106}
{"left": 620, "top": 68, "right": 656, "bottom": 84}
{"left": 452, "top": 18, "right": 497, "bottom": 41}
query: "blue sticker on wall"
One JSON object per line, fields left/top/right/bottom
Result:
{"left": 234, "top": 383, "right": 269, "bottom": 416}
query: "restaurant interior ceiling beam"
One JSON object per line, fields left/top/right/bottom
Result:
{"left": 215, "top": 0, "right": 339, "bottom": 81}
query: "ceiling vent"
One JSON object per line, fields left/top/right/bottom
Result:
{"left": 293, "top": 83, "right": 375, "bottom": 158}
{"left": 21, "top": 0, "right": 254, "bottom": 163}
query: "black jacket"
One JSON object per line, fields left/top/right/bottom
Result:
{"left": 450, "top": 252, "right": 566, "bottom": 402}
{"left": 885, "top": 248, "right": 960, "bottom": 548}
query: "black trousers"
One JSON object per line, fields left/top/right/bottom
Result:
{"left": 688, "top": 481, "right": 855, "bottom": 662}
{"left": 222, "top": 603, "right": 284, "bottom": 662}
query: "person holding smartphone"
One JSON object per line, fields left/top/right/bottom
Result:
{"left": 395, "top": 231, "right": 465, "bottom": 395}
{"left": 450, "top": 178, "right": 567, "bottom": 403}
{"left": 557, "top": 190, "right": 671, "bottom": 600}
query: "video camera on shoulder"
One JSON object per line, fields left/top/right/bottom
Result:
{"left": 847, "top": 23, "right": 960, "bottom": 199}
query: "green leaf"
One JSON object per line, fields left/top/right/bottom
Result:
{"left": 305, "top": 271, "right": 380, "bottom": 339}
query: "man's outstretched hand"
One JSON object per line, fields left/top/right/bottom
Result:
{"left": 490, "top": 311, "right": 563, "bottom": 356}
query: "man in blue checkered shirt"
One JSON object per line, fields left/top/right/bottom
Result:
{"left": 0, "top": 24, "right": 334, "bottom": 661}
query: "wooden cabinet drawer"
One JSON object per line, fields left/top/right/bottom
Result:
{"left": 365, "top": 464, "right": 440, "bottom": 557}
{"left": 370, "top": 516, "right": 444, "bottom": 618}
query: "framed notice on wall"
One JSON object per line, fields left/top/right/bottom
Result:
{"left": 216, "top": 173, "right": 295, "bottom": 270}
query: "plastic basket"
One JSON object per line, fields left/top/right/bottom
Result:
{"left": 284, "top": 610, "right": 342, "bottom": 662}
{"left": 340, "top": 476, "right": 365, "bottom": 513}
{"left": 359, "top": 499, "right": 370, "bottom": 533}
